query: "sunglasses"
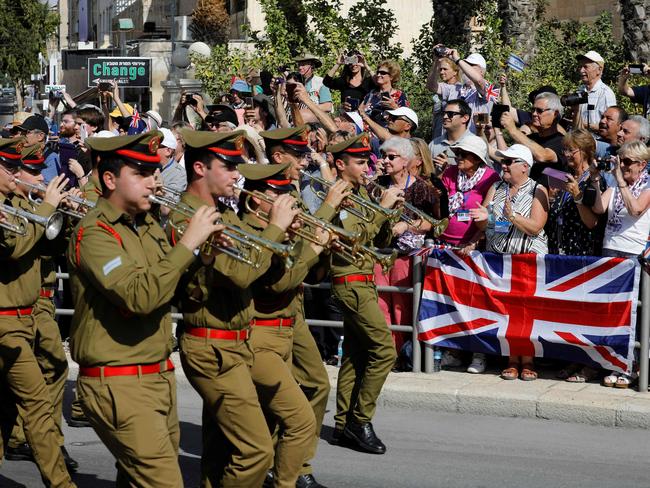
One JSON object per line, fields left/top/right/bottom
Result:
{"left": 454, "top": 149, "right": 475, "bottom": 159}
{"left": 501, "top": 158, "right": 525, "bottom": 166}
{"left": 380, "top": 153, "right": 401, "bottom": 161}
{"left": 620, "top": 158, "right": 644, "bottom": 166}
{"left": 532, "top": 107, "right": 553, "bottom": 114}
{"left": 376, "top": 70, "right": 390, "bottom": 76}
{"left": 442, "top": 111, "right": 462, "bottom": 119}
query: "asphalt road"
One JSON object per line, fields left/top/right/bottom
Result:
{"left": 1, "top": 377, "right": 648, "bottom": 488}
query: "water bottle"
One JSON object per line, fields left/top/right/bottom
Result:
{"left": 433, "top": 347, "right": 442, "bottom": 372}
{"left": 487, "top": 201, "right": 495, "bottom": 229}
{"left": 337, "top": 336, "right": 344, "bottom": 367}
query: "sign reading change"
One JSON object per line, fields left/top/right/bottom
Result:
{"left": 87, "top": 57, "right": 151, "bottom": 88}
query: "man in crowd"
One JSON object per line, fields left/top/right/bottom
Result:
{"left": 429, "top": 99, "right": 473, "bottom": 172}
{"left": 359, "top": 106, "right": 418, "bottom": 142}
{"left": 158, "top": 127, "right": 187, "bottom": 196}
{"left": 294, "top": 53, "right": 333, "bottom": 113}
{"left": 500, "top": 92, "right": 566, "bottom": 182}
{"left": 573, "top": 50, "right": 617, "bottom": 131}
{"left": 595, "top": 106, "right": 628, "bottom": 159}
{"left": 617, "top": 63, "right": 650, "bottom": 118}
{"left": 617, "top": 115, "right": 650, "bottom": 145}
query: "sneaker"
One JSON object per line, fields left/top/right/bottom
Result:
{"left": 441, "top": 350, "right": 463, "bottom": 368}
{"left": 467, "top": 353, "right": 486, "bottom": 374}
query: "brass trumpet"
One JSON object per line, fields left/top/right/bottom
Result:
{"left": 0, "top": 203, "right": 63, "bottom": 240}
{"left": 333, "top": 243, "right": 397, "bottom": 273}
{"left": 300, "top": 170, "right": 401, "bottom": 223}
{"left": 365, "top": 179, "right": 449, "bottom": 237}
{"left": 15, "top": 178, "right": 96, "bottom": 220}
{"left": 148, "top": 194, "right": 295, "bottom": 268}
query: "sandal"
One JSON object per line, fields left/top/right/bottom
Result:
{"left": 557, "top": 363, "right": 581, "bottom": 380}
{"left": 603, "top": 372, "right": 619, "bottom": 387}
{"left": 520, "top": 364, "right": 538, "bottom": 381}
{"left": 566, "top": 366, "right": 599, "bottom": 383}
{"left": 614, "top": 373, "right": 637, "bottom": 389}
{"left": 501, "top": 366, "right": 519, "bottom": 380}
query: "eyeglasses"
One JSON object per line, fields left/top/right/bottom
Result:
{"left": 380, "top": 153, "right": 401, "bottom": 161}
{"left": 620, "top": 158, "right": 644, "bottom": 166}
{"left": 532, "top": 107, "right": 553, "bottom": 115}
{"left": 454, "top": 149, "right": 476, "bottom": 159}
{"left": 501, "top": 158, "right": 526, "bottom": 166}
{"left": 562, "top": 148, "right": 580, "bottom": 156}
{"left": 442, "top": 111, "right": 462, "bottom": 119}
{"left": 376, "top": 70, "right": 390, "bottom": 76}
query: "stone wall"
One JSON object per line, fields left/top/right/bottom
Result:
{"left": 545, "top": 0, "right": 622, "bottom": 39}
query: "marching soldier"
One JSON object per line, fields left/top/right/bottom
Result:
{"left": 0, "top": 138, "right": 76, "bottom": 487}
{"left": 328, "top": 133, "right": 402, "bottom": 454}
{"left": 261, "top": 126, "right": 347, "bottom": 487}
{"left": 4, "top": 142, "right": 79, "bottom": 470}
{"left": 168, "top": 129, "right": 299, "bottom": 487}
{"left": 67, "top": 131, "right": 221, "bottom": 486}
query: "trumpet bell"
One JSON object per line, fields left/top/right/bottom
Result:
{"left": 45, "top": 213, "right": 64, "bottom": 240}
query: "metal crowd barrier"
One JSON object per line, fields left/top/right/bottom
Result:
{"left": 54, "top": 254, "right": 650, "bottom": 389}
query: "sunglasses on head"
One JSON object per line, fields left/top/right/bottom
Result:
{"left": 376, "top": 70, "right": 390, "bottom": 76}
{"left": 380, "top": 153, "right": 400, "bottom": 161}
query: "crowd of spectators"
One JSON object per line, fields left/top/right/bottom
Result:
{"left": 6, "top": 46, "right": 650, "bottom": 387}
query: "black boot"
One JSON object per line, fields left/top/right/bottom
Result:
{"left": 5, "top": 443, "right": 34, "bottom": 461}
{"left": 343, "top": 421, "right": 386, "bottom": 454}
{"left": 61, "top": 446, "right": 79, "bottom": 472}
{"left": 296, "top": 473, "right": 328, "bottom": 488}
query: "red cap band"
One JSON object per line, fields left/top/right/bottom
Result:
{"left": 282, "top": 139, "right": 308, "bottom": 146}
{"left": 0, "top": 151, "right": 21, "bottom": 160}
{"left": 115, "top": 149, "right": 161, "bottom": 163}
{"left": 266, "top": 178, "right": 291, "bottom": 186}
{"left": 207, "top": 147, "right": 243, "bottom": 157}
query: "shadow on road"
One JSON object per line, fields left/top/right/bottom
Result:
{"left": 70, "top": 472, "right": 114, "bottom": 488}
{"left": 179, "top": 420, "right": 202, "bottom": 457}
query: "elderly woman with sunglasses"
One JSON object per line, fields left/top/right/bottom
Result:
{"left": 361, "top": 60, "right": 409, "bottom": 126}
{"left": 470, "top": 144, "right": 549, "bottom": 381}
{"left": 369, "top": 137, "right": 440, "bottom": 362}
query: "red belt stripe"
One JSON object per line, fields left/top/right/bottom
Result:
{"left": 79, "top": 359, "right": 175, "bottom": 378}
{"left": 186, "top": 326, "right": 249, "bottom": 341}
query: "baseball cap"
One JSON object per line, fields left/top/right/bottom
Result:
{"left": 230, "top": 79, "right": 252, "bottom": 93}
{"left": 109, "top": 103, "right": 134, "bottom": 118}
{"left": 159, "top": 127, "right": 178, "bottom": 150}
{"left": 464, "top": 53, "right": 487, "bottom": 70}
{"left": 18, "top": 115, "right": 49, "bottom": 134}
{"left": 495, "top": 144, "right": 534, "bottom": 167}
{"left": 344, "top": 112, "right": 364, "bottom": 133}
{"left": 450, "top": 134, "right": 489, "bottom": 165}
{"left": 577, "top": 50, "right": 605, "bottom": 67}
{"left": 386, "top": 107, "right": 419, "bottom": 129}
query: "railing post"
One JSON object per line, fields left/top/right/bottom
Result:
{"left": 638, "top": 269, "right": 649, "bottom": 392}
{"left": 411, "top": 253, "right": 422, "bottom": 373}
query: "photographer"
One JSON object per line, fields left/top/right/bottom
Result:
{"left": 323, "top": 51, "right": 375, "bottom": 111}
{"left": 500, "top": 92, "right": 567, "bottom": 183}
{"left": 362, "top": 60, "right": 409, "bottom": 126}
{"left": 172, "top": 92, "right": 209, "bottom": 128}
{"left": 426, "top": 55, "right": 462, "bottom": 140}
{"left": 427, "top": 46, "right": 497, "bottom": 135}
{"left": 571, "top": 51, "right": 616, "bottom": 132}
{"left": 617, "top": 63, "right": 650, "bottom": 118}
{"left": 243, "top": 94, "right": 277, "bottom": 132}
{"left": 294, "top": 52, "right": 333, "bottom": 113}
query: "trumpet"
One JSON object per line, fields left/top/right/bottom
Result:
{"left": 148, "top": 194, "right": 295, "bottom": 269}
{"left": 15, "top": 178, "right": 96, "bottom": 220}
{"left": 300, "top": 170, "right": 400, "bottom": 223}
{"left": 365, "top": 179, "right": 449, "bottom": 237}
{"left": 333, "top": 243, "right": 397, "bottom": 273}
{"left": 0, "top": 203, "right": 63, "bottom": 240}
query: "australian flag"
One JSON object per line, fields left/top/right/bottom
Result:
{"left": 417, "top": 250, "right": 640, "bottom": 374}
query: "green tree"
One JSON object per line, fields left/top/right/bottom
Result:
{"left": 190, "top": 0, "right": 231, "bottom": 46}
{"left": 0, "top": 0, "right": 58, "bottom": 105}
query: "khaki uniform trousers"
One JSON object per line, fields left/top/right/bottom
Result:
{"left": 250, "top": 324, "right": 315, "bottom": 488}
{"left": 77, "top": 369, "right": 181, "bottom": 488}
{"left": 291, "top": 303, "right": 330, "bottom": 476}
{"left": 0, "top": 315, "right": 76, "bottom": 488}
{"left": 180, "top": 333, "right": 273, "bottom": 488}
{"left": 332, "top": 282, "right": 396, "bottom": 428}
{"left": 9, "top": 296, "right": 68, "bottom": 448}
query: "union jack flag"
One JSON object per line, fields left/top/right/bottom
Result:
{"left": 417, "top": 250, "right": 640, "bottom": 374}
{"left": 483, "top": 82, "right": 500, "bottom": 104}
{"left": 130, "top": 105, "right": 141, "bottom": 128}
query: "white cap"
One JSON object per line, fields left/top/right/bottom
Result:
{"left": 344, "top": 112, "right": 364, "bottom": 132}
{"left": 495, "top": 144, "right": 534, "bottom": 167}
{"left": 143, "top": 110, "right": 162, "bottom": 128}
{"left": 577, "top": 50, "right": 605, "bottom": 67}
{"left": 450, "top": 134, "right": 489, "bottom": 165}
{"left": 386, "top": 107, "right": 419, "bottom": 128}
{"left": 159, "top": 127, "right": 178, "bottom": 150}
{"left": 95, "top": 130, "right": 116, "bottom": 138}
{"left": 464, "top": 53, "right": 487, "bottom": 70}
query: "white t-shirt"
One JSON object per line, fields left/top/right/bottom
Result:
{"left": 578, "top": 79, "right": 616, "bottom": 128}
{"left": 603, "top": 185, "right": 650, "bottom": 255}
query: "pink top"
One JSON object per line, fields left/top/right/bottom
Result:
{"left": 441, "top": 165, "right": 501, "bottom": 245}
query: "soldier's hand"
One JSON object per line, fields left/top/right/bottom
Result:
{"left": 323, "top": 179, "right": 352, "bottom": 209}
{"left": 179, "top": 206, "right": 225, "bottom": 251}
{"left": 43, "top": 174, "right": 70, "bottom": 208}
{"left": 268, "top": 194, "right": 300, "bottom": 231}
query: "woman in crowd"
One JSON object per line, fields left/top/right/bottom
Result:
{"left": 547, "top": 129, "right": 601, "bottom": 256}
{"left": 590, "top": 141, "right": 650, "bottom": 388}
{"left": 410, "top": 137, "right": 448, "bottom": 221}
{"left": 438, "top": 136, "right": 500, "bottom": 373}
{"left": 370, "top": 137, "right": 439, "bottom": 363}
{"left": 324, "top": 51, "right": 375, "bottom": 109}
{"left": 362, "top": 60, "right": 409, "bottom": 125}
{"left": 428, "top": 57, "right": 462, "bottom": 140}
{"left": 470, "top": 144, "right": 549, "bottom": 381}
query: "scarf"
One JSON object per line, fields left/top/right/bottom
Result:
{"left": 607, "top": 172, "right": 649, "bottom": 230}
{"left": 448, "top": 165, "right": 486, "bottom": 214}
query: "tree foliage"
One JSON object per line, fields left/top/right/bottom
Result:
{"left": 190, "top": 0, "right": 231, "bottom": 46}
{"left": 0, "top": 0, "right": 58, "bottom": 96}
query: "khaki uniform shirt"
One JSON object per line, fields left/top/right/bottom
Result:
{"left": 330, "top": 185, "right": 393, "bottom": 277}
{"left": 168, "top": 192, "right": 285, "bottom": 330}
{"left": 241, "top": 212, "right": 319, "bottom": 319}
{"left": 80, "top": 175, "right": 102, "bottom": 204}
{"left": 67, "top": 197, "right": 196, "bottom": 367}
{"left": 0, "top": 196, "right": 56, "bottom": 310}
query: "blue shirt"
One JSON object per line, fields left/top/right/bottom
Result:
{"left": 41, "top": 150, "right": 61, "bottom": 185}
